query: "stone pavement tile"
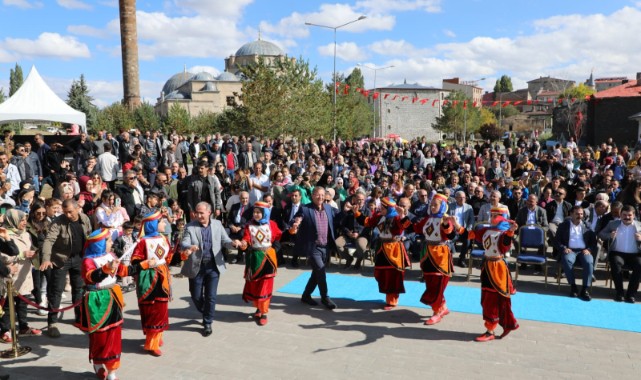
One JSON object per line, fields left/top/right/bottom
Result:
{"left": 3, "top": 263, "right": 641, "bottom": 379}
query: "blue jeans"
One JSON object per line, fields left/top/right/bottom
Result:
{"left": 303, "top": 246, "right": 329, "bottom": 298}
{"left": 188, "top": 261, "right": 220, "bottom": 326}
{"left": 561, "top": 250, "right": 594, "bottom": 287}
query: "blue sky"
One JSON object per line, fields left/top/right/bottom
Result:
{"left": 1, "top": 0, "right": 640, "bottom": 107}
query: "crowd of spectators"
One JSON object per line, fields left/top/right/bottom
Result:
{"left": 1, "top": 128, "right": 641, "bottom": 343}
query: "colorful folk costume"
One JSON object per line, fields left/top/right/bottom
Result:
{"left": 131, "top": 211, "right": 173, "bottom": 356}
{"left": 355, "top": 197, "right": 411, "bottom": 310}
{"left": 241, "top": 202, "right": 282, "bottom": 326}
{"left": 413, "top": 193, "right": 463, "bottom": 325}
{"left": 78, "top": 229, "right": 138, "bottom": 380}
{"left": 468, "top": 206, "right": 519, "bottom": 342}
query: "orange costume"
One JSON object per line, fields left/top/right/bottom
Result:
{"left": 469, "top": 206, "right": 519, "bottom": 342}
{"left": 356, "top": 197, "right": 411, "bottom": 309}
{"left": 130, "top": 211, "right": 173, "bottom": 356}
{"left": 413, "top": 193, "right": 463, "bottom": 325}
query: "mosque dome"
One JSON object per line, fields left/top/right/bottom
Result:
{"left": 192, "top": 72, "right": 214, "bottom": 81}
{"left": 217, "top": 72, "right": 239, "bottom": 81}
{"left": 235, "top": 39, "right": 284, "bottom": 57}
{"left": 165, "top": 90, "right": 187, "bottom": 100}
{"left": 200, "top": 82, "right": 218, "bottom": 91}
{"left": 162, "top": 71, "right": 194, "bottom": 95}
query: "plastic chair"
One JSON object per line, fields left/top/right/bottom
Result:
{"left": 514, "top": 224, "right": 548, "bottom": 286}
{"left": 467, "top": 222, "right": 491, "bottom": 281}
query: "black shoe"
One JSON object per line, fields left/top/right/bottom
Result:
{"left": 353, "top": 258, "right": 362, "bottom": 270}
{"left": 301, "top": 295, "right": 318, "bottom": 306}
{"left": 570, "top": 285, "right": 578, "bottom": 298}
{"left": 203, "top": 324, "right": 212, "bottom": 337}
{"left": 321, "top": 297, "right": 337, "bottom": 310}
{"left": 230, "top": 258, "right": 238, "bottom": 264}
{"left": 343, "top": 257, "right": 354, "bottom": 269}
{"left": 457, "top": 258, "right": 468, "bottom": 268}
{"left": 580, "top": 288, "right": 591, "bottom": 301}
{"left": 236, "top": 254, "right": 244, "bottom": 264}
{"left": 0, "top": 374, "right": 9, "bottom": 380}
{"left": 625, "top": 296, "right": 636, "bottom": 304}
{"left": 614, "top": 293, "right": 625, "bottom": 302}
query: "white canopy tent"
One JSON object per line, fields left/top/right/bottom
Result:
{"left": 0, "top": 66, "right": 86, "bottom": 131}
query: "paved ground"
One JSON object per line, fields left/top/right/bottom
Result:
{"left": 2, "top": 257, "right": 640, "bottom": 380}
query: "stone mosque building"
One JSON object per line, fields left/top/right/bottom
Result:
{"left": 155, "top": 38, "right": 293, "bottom": 117}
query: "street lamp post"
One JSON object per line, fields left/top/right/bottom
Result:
{"left": 305, "top": 16, "right": 367, "bottom": 141}
{"left": 358, "top": 64, "right": 394, "bottom": 138}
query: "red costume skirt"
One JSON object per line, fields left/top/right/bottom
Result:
{"left": 139, "top": 301, "right": 169, "bottom": 333}
{"left": 89, "top": 325, "right": 122, "bottom": 365}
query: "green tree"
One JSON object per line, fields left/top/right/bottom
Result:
{"left": 67, "top": 74, "right": 98, "bottom": 131}
{"left": 479, "top": 123, "right": 502, "bottom": 141}
{"left": 94, "top": 102, "right": 135, "bottom": 135}
{"left": 0, "top": 88, "right": 6, "bottom": 103}
{"left": 493, "top": 75, "right": 513, "bottom": 96}
{"left": 487, "top": 104, "right": 519, "bottom": 121}
{"left": 479, "top": 107, "right": 497, "bottom": 127}
{"left": 134, "top": 101, "right": 161, "bottom": 132}
{"left": 213, "top": 107, "right": 248, "bottom": 135}
{"left": 9, "top": 63, "right": 23, "bottom": 96}
{"left": 432, "top": 91, "right": 481, "bottom": 141}
{"left": 165, "top": 103, "right": 191, "bottom": 134}
{"left": 191, "top": 111, "right": 217, "bottom": 135}
{"left": 345, "top": 68, "right": 365, "bottom": 89}
{"left": 336, "top": 68, "right": 372, "bottom": 139}
{"left": 240, "top": 56, "right": 331, "bottom": 139}
{"left": 559, "top": 83, "right": 596, "bottom": 100}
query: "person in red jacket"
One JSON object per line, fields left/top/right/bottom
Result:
{"left": 468, "top": 206, "right": 519, "bottom": 342}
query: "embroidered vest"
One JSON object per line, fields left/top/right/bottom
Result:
{"left": 249, "top": 224, "right": 272, "bottom": 249}
{"left": 92, "top": 254, "right": 117, "bottom": 290}
{"left": 482, "top": 230, "right": 503, "bottom": 258}
{"left": 423, "top": 217, "right": 444, "bottom": 244}
{"left": 144, "top": 236, "right": 170, "bottom": 265}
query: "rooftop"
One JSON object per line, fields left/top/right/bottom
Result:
{"left": 594, "top": 79, "right": 641, "bottom": 98}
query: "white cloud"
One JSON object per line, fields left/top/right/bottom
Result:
{"left": 443, "top": 29, "right": 456, "bottom": 38}
{"left": 67, "top": 25, "right": 109, "bottom": 38}
{"left": 356, "top": 0, "right": 442, "bottom": 14}
{"left": 318, "top": 42, "right": 367, "bottom": 62}
{"left": 168, "top": 0, "right": 253, "bottom": 17}
{"left": 3, "top": 0, "right": 42, "bottom": 9}
{"left": 187, "top": 66, "right": 221, "bottom": 77}
{"left": 57, "top": 0, "right": 91, "bottom": 10}
{"left": 0, "top": 32, "right": 90, "bottom": 61}
{"left": 368, "top": 39, "right": 432, "bottom": 58}
{"left": 97, "top": 0, "right": 117, "bottom": 7}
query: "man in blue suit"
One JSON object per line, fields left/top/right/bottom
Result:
{"left": 291, "top": 186, "right": 338, "bottom": 309}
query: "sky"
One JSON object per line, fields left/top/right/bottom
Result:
{"left": 1, "top": 0, "right": 641, "bottom": 108}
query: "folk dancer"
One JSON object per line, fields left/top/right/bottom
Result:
{"left": 131, "top": 211, "right": 173, "bottom": 356}
{"left": 468, "top": 206, "right": 519, "bottom": 342}
{"left": 78, "top": 229, "right": 156, "bottom": 380}
{"left": 353, "top": 197, "right": 411, "bottom": 310}
{"left": 239, "top": 201, "right": 282, "bottom": 326}
{"left": 413, "top": 193, "right": 463, "bottom": 325}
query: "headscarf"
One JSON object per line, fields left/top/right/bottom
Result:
{"left": 4, "top": 209, "right": 26, "bottom": 233}
{"left": 490, "top": 206, "right": 511, "bottom": 231}
{"left": 140, "top": 210, "right": 162, "bottom": 238}
{"left": 84, "top": 229, "right": 110, "bottom": 258}
{"left": 430, "top": 193, "right": 448, "bottom": 218}
{"left": 381, "top": 197, "right": 398, "bottom": 218}
{"left": 253, "top": 201, "right": 270, "bottom": 225}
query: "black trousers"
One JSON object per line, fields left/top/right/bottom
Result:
{"left": 303, "top": 246, "right": 329, "bottom": 298}
{"left": 47, "top": 256, "right": 84, "bottom": 326}
{"left": 609, "top": 251, "right": 641, "bottom": 297}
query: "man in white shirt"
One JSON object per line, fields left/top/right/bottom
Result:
{"left": 448, "top": 191, "right": 475, "bottom": 267}
{"left": 0, "top": 151, "right": 20, "bottom": 195}
{"left": 554, "top": 206, "right": 597, "bottom": 301}
{"left": 599, "top": 205, "right": 641, "bottom": 303}
{"left": 248, "top": 161, "right": 269, "bottom": 205}
{"left": 97, "top": 142, "right": 120, "bottom": 191}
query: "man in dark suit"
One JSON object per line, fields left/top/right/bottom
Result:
{"left": 516, "top": 194, "right": 548, "bottom": 228}
{"left": 292, "top": 187, "right": 338, "bottom": 309}
{"left": 277, "top": 189, "right": 304, "bottom": 266}
{"left": 335, "top": 192, "right": 371, "bottom": 270}
{"left": 226, "top": 191, "right": 252, "bottom": 263}
{"left": 545, "top": 187, "right": 572, "bottom": 250}
{"left": 553, "top": 206, "right": 597, "bottom": 301}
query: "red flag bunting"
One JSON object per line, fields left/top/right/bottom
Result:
{"left": 343, "top": 84, "right": 350, "bottom": 95}
{"left": 392, "top": 95, "right": 398, "bottom": 100}
{"left": 363, "top": 90, "right": 370, "bottom": 96}
{"left": 420, "top": 99, "right": 429, "bottom": 104}
{"left": 384, "top": 94, "right": 390, "bottom": 99}
{"left": 491, "top": 101, "right": 499, "bottom": 107}
{"left": 443, "top": 99, "right": 449, "bottom": 106}
{"left": 453, "top": 100, "right": 459, "bottom": 107}
{"left": 502, "top": 101, "right": 510, "bottom": 107}
{"left": 432, "top": 99, "right": 439, "bottom": 106}
{"left": 463, "top": 100, "right": 468, "bottom": 109}
{"left": 412, "top": 97, "right": 418, "bottom": 103}
{"left": 526, "top": 100, "right": 532, "bottom": 105}
{"left": 472, "top": 101, "right": 477, "bottom": 107}
{"left": 401, "top": 96, "right": 408, "bottom": 101}
{"left": 513, "top": 100, "right": 522, "bottom": 105}
{"left": 373, "top": 92, "right": 379, "bottom": 99}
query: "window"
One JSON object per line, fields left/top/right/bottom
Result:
{"left": 226, "top": 96, "right": 235, "bottom": 106}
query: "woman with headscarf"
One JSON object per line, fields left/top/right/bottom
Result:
{"left": 0, "top": 209, "right": 41, "bottom": 343}
{"left": 468, "top": 206, "right": 519, "bottom": 342}
{"left": 354, "top": 197, "right": 411, "bottom": 310}
{"left": 413, "top": 193, "right": 463, "bottom": 325}
{"left": 77, "top": 228, "right": 154, "bottom": 380}
{"left": 239, "top": 201, "right": 282, "bottom": 326}
{"left": 130, "top": 211, "right": 172, "bottom": 356}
